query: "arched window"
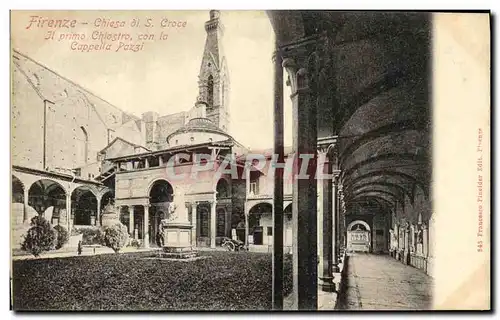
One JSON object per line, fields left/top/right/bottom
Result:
{"left": 76, "top": 126, "right": 89, "bottom": 165}
{"left": 207, "top": 75, "right": 214, "bottom": 108}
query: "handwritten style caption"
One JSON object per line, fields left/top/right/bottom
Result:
{"left": 26, "top": 16, "right": 188, "bottom": 53}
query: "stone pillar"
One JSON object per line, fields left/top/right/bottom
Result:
{"left": 272, "top": 45, "right": 284, "bottom": 310}
{"left": 96, "top": 198, "right": 101, "bottom": 226}
{"left": 422, "top": 224, "right": 428, "bottom": 257}
{"left": 143, "top": 205, "right": 150, "bottom": 248}
{"left": 129, "top": 206, "right": 135, "bottom": 237}
{"left": 66, "top": 192, "right": 71, "bottom": 231}
{"left": 404, "top": 225, "right": 410, "bottom": 264}
{"left": 145, "top": 158, "right": 149, "bottom": 169}
{"left": 283, "top": 37, "right": 320, "bottom": 310}
{"left": 23, "top": 187, "right": 29, "bottom": 222}
{"left": 244, "top": 161, "right": 251, "bottom": 249}
{"left": 192, "top": 202, "right": 198, "bottom": 246}
{"left": 210, "top": 200, "right": 217, "bottom": 248}
{"left": 319, "top": 149, "right": 335, "bottom": 292}
{"left": 245, "top": 162, "right": 251, "bottom": 195}
{"left": 244, "top": 203, "right": 249, "bottom": 248}
{"left": 336, "top": 185, "right": 343, "bottom": 260}
{"left": 159, "top": 155, "right": 164, "bottom": 166}
{"left": 332, "top": 172, "right": 340, "bottom": 271}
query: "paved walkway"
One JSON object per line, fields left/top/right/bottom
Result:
{"left": 338, "top": 253, "right": 433, "bottom": 310}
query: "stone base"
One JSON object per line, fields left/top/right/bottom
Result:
{"left": 157, "top": 246, "right": 198, "bottom": 259}
{"left": 319, "top": 277, "right": 336, "bottom": 293}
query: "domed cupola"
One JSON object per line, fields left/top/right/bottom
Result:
{"left": 166, "top": 117, "right": 232, "bottom": 147}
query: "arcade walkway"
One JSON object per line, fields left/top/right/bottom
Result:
{"left": 338, "top": 253, "right": 433, "bottom": 310}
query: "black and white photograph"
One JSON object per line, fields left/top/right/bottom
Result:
{"left": 9, "top": 9, "right": 490, "bottom": 311}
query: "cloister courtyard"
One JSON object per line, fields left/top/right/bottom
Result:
{"left": 12, "top": 250, "right": 293, "bottom": 311}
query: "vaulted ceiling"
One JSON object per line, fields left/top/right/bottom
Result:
{"left": 268, "top": 11, "right": 431, "bottom": 217}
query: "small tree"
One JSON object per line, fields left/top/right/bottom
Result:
{"left": 99, "top": 223, "right": 129, "bottom": 253}
{"left": 53, "top": 225, "right": 69, "bottom": 250}
{"left": 21, "top": 216, "right": 57, "bottom": 257}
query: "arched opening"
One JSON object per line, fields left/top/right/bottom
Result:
{"left": 351, "top": 223, "right": 367, "bottom": 231}
{"left": 71, "top": 187, "right": 97, "bottom": 226}
{"left": 216, "top": 208, "right": 226, "bottom": 237}
{"left": 347, "top": 219, "right": 371, "bottom": 253}
{"left": 12, "top": 175, "right": 25, "bottom": 225}
{"left": 249, "top": 202, "right": 272, "bottom": 245}
{"left": 207, "top": 74, "right": 214, "bottom": 108}
{"left": 76, "top": 126, "right": 89, "bottom": 165}
{"left": 28, "top": 179, "right": 66, "bottom": 224}
{"left": 149, "top": 180, "right": 174, "bottom": 246}
{"left": 216, "top": 179, "right": 230, "bottom": 199}
{"left": 198, "top": 206, "right": 210, "bottom": 240}
{"left": 100, "top": 190, "right": 115, "bottom": 225}
{"left": 12, "top": 175, "right": 24, "bottom": 204}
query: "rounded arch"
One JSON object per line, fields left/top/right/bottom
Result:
{"left": 347, "top": 220, "right": 371, "bottom": 232}
{"left": 71, "top": 184, "right": 98, "bottom": 198}
{"left": 76, "top": 126, "right": 90, "bottom": 165}
{"left": 12, "top": 175, "right": 24, "bottom": 204}
{"left": 216, "top": 207, "right": 227, "bottom": 237}
{"left": 249, "top": 202, "right": 273, "bottom": 214}
{"left": 216, "top": 178, "right": 230, "bottom": 199}
{"left": 147, "top": 178, "right": 174, "bottom": 203}
{"left": 71, "top": 186, "right": 98, "bottom": 226}
{"left": 100, "top": 189, "right": 115, "bottom": 206}
{"left": 28, "top": 179, "right": 67, "bottom": 215}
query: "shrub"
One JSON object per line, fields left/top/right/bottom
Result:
{"left": 81, "top": 228, "right": 101, "bottom": 245}
{"left": 99, "top": 223, "right": 129, "bottom": 253}
{"left": 53, "top": 225, "right": 69, "bottom": 250}
{"left": 128, "top": 238, "right": 141, "bottom": 248}
{"left": 21, "top": 216, "right": 57, "bottom": 257}
{"left": 72, "top": 227, "right": 101, "bottom": 245}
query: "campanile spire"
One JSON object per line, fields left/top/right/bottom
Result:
{"left": 196, "top": 10, "right": 230, "bottom": 133}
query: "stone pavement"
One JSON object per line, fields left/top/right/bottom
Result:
{"left": 338, "top": 253, "right": 433, "bottom": 310}
{"left": 283, "top": 255, "right": 346, "bottom": 310}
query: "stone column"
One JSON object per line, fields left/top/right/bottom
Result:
{"left": 192, "top": 202, "right": 198, "bottom": 246}
{"left": 96, "top": 197, "right": 101, "bottom": 226}
{"left": 282, "top": 36, "right": 321, "bottom": 310}
{"left": 422, "top": 224, "right": 428, "bottom": 257}
{"left": 332, "top": 172, "right": 340, "bottom": 271}
{"left": 244, "top": 203, "right": 249, "bottom": 248}
{"left": 404, "top": 225, "right": 410, "bottom": 264}
{"left": 319, "top": 148, "right": 335, "bottom": 292}
{"left": 272, "top": 45, "right": 285, "bottom": 310}
{"left": 244, "top": 162, "right": 251, "bottom": 249}
{"left": 143, "top": 204, "right": 150, "bottom": 248}
{"left": 159, "top": 155, "right": 164, "bottom": 166}
{"left": 145, "top": 158, "right": 149, "bottom": 169}
{"left": 337, "top": 185, "right": 343, "bottom": 260}
{"left": 245, "top": 162, "right": 251, "bottom": 195}
{"left": 23, "top": 187, "right": 29, "bottom": 222}
{"left": 66, "top": 192, "right": 71, "bottom": 231}
{"left": 129, "top": 206, "right": 135, "bottom": 237}
{"left": 210, "top": 199, "right": 217, "bottom": 248}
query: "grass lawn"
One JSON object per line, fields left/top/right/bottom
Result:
{"left": 12, "top": 251, "right": 293, "bottom": 311}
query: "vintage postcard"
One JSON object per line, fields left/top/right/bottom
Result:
{"left": 9, "top": 10, "right": 490, "bottom": 311}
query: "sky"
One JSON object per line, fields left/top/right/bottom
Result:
{"left": 11, "top": 10, "right": 293, "bottom": 149}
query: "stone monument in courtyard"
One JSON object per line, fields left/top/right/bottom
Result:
{"left": 158, "top": 186, "right": 197, "bottom": 258}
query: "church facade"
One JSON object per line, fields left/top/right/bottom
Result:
{"left": 11, "top": 10, "right": 250, "bottom": 249}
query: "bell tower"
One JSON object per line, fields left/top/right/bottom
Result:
{"left": 196, "top": 10, "right": 230, "bottom": 133}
